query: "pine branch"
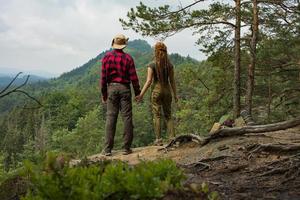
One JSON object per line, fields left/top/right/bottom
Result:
{"left": 157, "top": 0, "right": 205, "bottom": 19}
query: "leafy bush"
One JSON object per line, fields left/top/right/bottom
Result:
{"left": 22, "top": 153, "right": 185, "bottom": 200}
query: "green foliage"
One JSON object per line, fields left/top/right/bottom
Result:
{"left": 0, "top": 154, "right": 5, "bottom": 183}
{"left": 1, "top": 37, "right": 300, "bottom": 176}
{"left": 120, "top": 1, "right": 237, "bottom": 54}
{"left": 253, "top": 33, "right": 300, "bottom": 122}
{"left": 22, "top": 154, "right": 185, "bottom": 200}
{"left": 174, "top": 59, "right": 233, "bottom": 134}
{"left": 201, "top": 182, "right": 219, "bottom": 200}
{"left": 50, "top": 106, "right": 105, "bottom": 157}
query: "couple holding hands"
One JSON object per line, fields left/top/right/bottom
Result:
{"left": 101, "top": 34, "right": 177, "bottom": 156}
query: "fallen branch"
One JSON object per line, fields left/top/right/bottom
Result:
{"left": 201, "top": 116, "right": 300, "bottom": 146}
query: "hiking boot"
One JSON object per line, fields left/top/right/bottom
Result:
{"left": 122, "top": 149, "right": 133, "bottom": 155}
{"left": 101, "top": 149, "right": 112, "bottom": 156}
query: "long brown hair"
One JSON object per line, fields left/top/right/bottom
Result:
{"left": 154, "top": 42, "right": 172, "bottom": 84}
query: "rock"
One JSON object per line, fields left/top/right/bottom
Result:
{"left": 189, "top": 183, "right": 201, "bottom": 194}
{"left": 209, "top": 122, "right": 221, "bottom": 134}
{"left": 240, "top": 110, "right": 256, "bottom": 125}
{"left": 234, "top": 117, "right": 246, "bottom": 127}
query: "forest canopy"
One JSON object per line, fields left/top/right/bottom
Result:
{"left": 0, "top": 0, "right": 299, "bottom": 199}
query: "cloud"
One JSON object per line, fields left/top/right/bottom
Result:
{"left": 0, "top": 0, "right": 206, "bottom": 75}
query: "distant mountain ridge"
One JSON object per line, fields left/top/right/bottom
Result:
{"left": 53, "top": 39, "right": 198, "bottom": 89}
{"left": 0, "top": 40, "right": 200, "bottom": 121}
{"left": 0, "top": 39, "right": 198, "bottom": 114}
{"left": 58, "top": 39, "right": 152, "bottom": 80}
{"left": 0, "top": 68, "right": 57, "bottom": 78}
{"left": 0, "top": 74, "right": 47, "bottom": 87}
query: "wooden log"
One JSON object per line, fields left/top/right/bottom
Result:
{"left": 201, "top": 116, "right": 300, "bottom": 146}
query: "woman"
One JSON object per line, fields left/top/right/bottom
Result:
{"left": 136, "top": 42, "right": 178, "bottom": 145}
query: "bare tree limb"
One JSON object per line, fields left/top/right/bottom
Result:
{"left": 198, "top": 78, "right": 210, "bottom": 92}
{"left": 188, "top": 21, "right": 237, "bottom": 29}
{"left": 15, "top": 90, "right": 42, "bottom": 106}
{"left": 0, "top": 72, "right": 43, "bottom": 107}
{"left": 0, "top": 75, "right": 30, "bottom": 98}
{"left": 0, "top": 72, "right": 23, "bottom": 95}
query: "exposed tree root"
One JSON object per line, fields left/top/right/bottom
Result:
{"left": 197, "top": 155, "right": 236, "bottom": 163}
{"left": 247, "top": 143, "right": 300, "bottom": 154}
{"left": 281, "top": 168, "right": 300, "bottom": 185}
{"left": 220, "top": 164, "right": 248, "bottom": 173}
{"left": 161, "top": 117, "right": 300, "bottom": 151}
{"left": 159, "top": 134, "right": 203, "bottom": 151}
{"left": 192, "top": 162, "right": 211, "bottom": 171}
{"left": 258, "top": 167, "right": 289, "bottom": 177}
{"left": 184, "top": 148, "right": 300, "bottom": 199}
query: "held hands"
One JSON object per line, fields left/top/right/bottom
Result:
{"left": 135, "top": 94, "right": 143, "bottom": 103}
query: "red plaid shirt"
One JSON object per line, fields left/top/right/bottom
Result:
{"left": 100, "top": 49, "right": 141, "bottom": 100}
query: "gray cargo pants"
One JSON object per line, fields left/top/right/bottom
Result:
{"left": 104, "top": 83, "right": 133, "bottom": 152}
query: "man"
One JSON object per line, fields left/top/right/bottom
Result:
{"left": 101, "top": 34, "right": 141, "bottom": 156}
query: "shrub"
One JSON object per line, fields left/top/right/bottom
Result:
{"left": 22, "top": 153, "right": 185, "bottom": 200}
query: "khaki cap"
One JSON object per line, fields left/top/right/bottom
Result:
{"left": 111, "top": 34, "right": 129, "bottom": 49}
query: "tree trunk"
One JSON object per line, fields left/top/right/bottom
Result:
{"left": 36, "top": 114, "right": 46, "bottom": 152}
{"left": 267, "top": 73, "right": 272, "bottom": 122}
{"left": 233, "top": 0, "right": 241, "bottom": 119}
{"left": 246, "top": 0, "right": 259, "bottom": 115}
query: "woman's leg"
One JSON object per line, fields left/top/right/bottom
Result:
{"left": 162, "top": 89, "right": 175, "bottom": 138}
{"left": 151, "top": 88, "right": 162, "bottom": 141}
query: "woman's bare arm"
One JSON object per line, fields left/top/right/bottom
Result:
{"left": 139, "top": 67, "right": 154, "bottom": 99}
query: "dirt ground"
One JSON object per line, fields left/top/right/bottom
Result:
{"left": 71, "top": 125, "right": 300, "bottom": 200}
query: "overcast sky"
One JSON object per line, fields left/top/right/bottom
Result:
{"left": 0, "top": 0, "right": 207, "bottom": 76}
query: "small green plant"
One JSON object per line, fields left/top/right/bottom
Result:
{"left": 22, "top": 153, "right": 185, "bottom": 200}
{"left": 201, "top": 182, "right": 220, "bottom": 200}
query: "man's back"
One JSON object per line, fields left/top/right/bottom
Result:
{"left": 101, "top": 49, "right": 140, "bottom": 101}
{"left": 100, "top": 34, "right": 141, "bottom": 156}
